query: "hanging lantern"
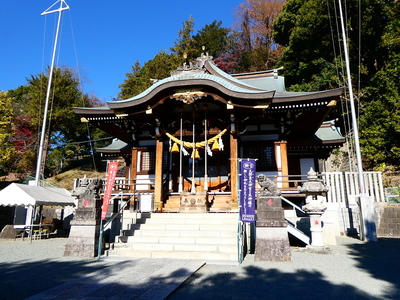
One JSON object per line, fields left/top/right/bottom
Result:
{"left": 211, "top": 140, "right": 220, "bottom": 151}
{"left": 171, "top": 142, "right": 179, "bottom": 153}
{"left": 191, "top": 149, "right": 200, "bottom": 159}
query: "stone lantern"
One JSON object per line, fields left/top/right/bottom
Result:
{"left": 298, "top": 168, "right": 329, "bottom": 247}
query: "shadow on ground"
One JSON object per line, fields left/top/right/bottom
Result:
{"left": 167, "top": 266, "right": 380, "bottom": 300}
{"left": 346, "top": 237, "right": 400, "bottom": 299}
{"left": 0, "top": 257, "right": 199, "bottom": 300}
{"left": 2, "top": 237, "right": 400, "bottom": 299}
{"left": 167, "top": 237, "right": 400, "bottom": 300}
{"left": 0, "top": 259, "right": 110, "bottom": 299}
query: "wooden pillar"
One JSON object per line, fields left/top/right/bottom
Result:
{"left": 130, "top": 148, "right": 138, "bottom": 191}
{"left": 274, "top": 141, "right": 289, "bottom": 188}
{"left": 230, "top": 133, "right": 238, "bottom": 203}
{"left": 154, "top": 138, "right": 164, "bottom": 211}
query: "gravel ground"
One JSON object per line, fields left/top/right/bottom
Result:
{"left": 1, "top": 236, "right": 400, "bottom": 300}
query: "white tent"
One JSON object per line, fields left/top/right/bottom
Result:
{"left": 0, "top": 183, "right": 76, "bottom": 207}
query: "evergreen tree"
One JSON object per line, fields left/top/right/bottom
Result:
{"left": 170, "top": 15, "right": 198, "bottom": 60}
{"left": 0, "top": 91, "right": 15, "bottom": 175}
{"left": 194, "top": 20, "right": 230, "bottom": 58}
{"left": 274, "top": 0, "right": 400, "bottom": 169}
{"left": 7, "top": 67, "right": 95, "bottom": 175}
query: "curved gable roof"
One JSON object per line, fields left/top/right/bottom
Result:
{"left": 107, "top": 60, "right": 276, "bottom": 111}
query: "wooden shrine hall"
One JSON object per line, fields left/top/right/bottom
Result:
{"left": 74, "top": 54, "right": 345, "bottom": 213}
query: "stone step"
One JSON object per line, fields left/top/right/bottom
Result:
{"left": 134, "top": 217, "right": 237, "bottom": 225}
{"left": 124, "top": 223, "right": 238, "bottom": 232}
{"left": 110, "top": 212, "right": 239, "bottom": 262}
{"left": 113, "top": 241, "right": 236, "bottom": 253}
{"left": 123, "top": 235, "right": 236, "bottom": 245}
{"left": 123, "top": 228, "right": 237, "bottom": 238}
{"left": 163, "top": 203, "right": 181, "bottom": 207}
{"left": 162, "top": 208, "right": 180, "bottom": 212}
{"left": 125, "top": 212, "right": 238, "bottom": 221}
{"left": 107, "top": 249, "right": 238, "bottom": 261}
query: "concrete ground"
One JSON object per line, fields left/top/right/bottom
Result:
{"left": 1, "top": 236, "right": 400, "bottom": 299}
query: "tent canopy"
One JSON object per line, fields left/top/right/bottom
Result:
{"left": 0, "top": 183, "right": 76, "bottom": 207}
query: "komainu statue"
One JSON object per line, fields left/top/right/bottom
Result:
{"left": 257, "top": 174, "right": 281, "bottom": 196}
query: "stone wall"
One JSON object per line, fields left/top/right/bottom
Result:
{"left": 377, "top": 206, "right": 400, "bottom": 237}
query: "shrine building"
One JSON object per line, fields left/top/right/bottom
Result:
{"left": 73, "top": 54, "right": 350, "bottom": 260}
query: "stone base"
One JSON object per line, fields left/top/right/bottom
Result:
{"left": 64, "top": 224, "right": 99, "bottom": 257}
{"left": 179, "top": 192, "right": 208, "bottom": 213}
{"left": 255, "top": 227, "right": 291, "bottom": 262}
{"left": 296, "top": 245, "right": 333, "bottom": 254}
{"left": 0, "top": 225, "right": 17, "bottom": 239}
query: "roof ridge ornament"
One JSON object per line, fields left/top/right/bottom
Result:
{"left": 171, "top": 60, "right": 204, "bottom": 75}
{"left": 171, "top": 47, "right": 212, "bottom": 76}
{"left": 170, "top": 88, "right": 205, "bottom": 104}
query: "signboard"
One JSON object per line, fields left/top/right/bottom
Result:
{"left": 239, "top": 159, "right": 256, "bottom": 223}
{"left": 101, "top": 161, "right": 118, "bottom": 220}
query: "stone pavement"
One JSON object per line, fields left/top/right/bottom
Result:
{"left": 2, "top": 236, "right": 400, "bottom": 299}
{"left": 26, "top": 258, "right": 205, "bottom": 300}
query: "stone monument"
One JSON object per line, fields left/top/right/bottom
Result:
{"left": 298, "top": 168, "right": 329, "bottom": 247}
{"left": 64, "top": 176, "right": 103, "bottom": 257}
{"left": 254, "top": 174, "right": 291, "bottom": 262}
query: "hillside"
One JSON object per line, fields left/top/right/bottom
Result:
{"left": 45, "top": 168, "right": 105, "bottom": 191}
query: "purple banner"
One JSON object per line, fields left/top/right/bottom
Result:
{"left": 239, "top": 159, "right": 256, "bottom": 223}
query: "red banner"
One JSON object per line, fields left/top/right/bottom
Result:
{"left": 101, "top": 161, "right": 118, "bottom": 220}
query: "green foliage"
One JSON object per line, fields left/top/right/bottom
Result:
{"left": 120, "top": 18, "right": 232, "bottom": 98}
{"left": 6, "top": 66, "right": 97, "bottom": 176}
{"left": 193, "top": 20, "right": 230, "bottom": 58}
{"left": 119, "top": 61, "right": 148, "bottom": 99}
{"left": 274, "top": 0, "right": 399, "bottom": 169}
{"left": 119, "top": 52, "right": 184, "bottom": 99}
{"left": 0, "top": 92, "right": 15, "bottom": 175}
{"left": 23, "top": 67, "right": 91, "bottom": 142}
{"left": 170, "top": 15, "right": 198, "bottom": 60}
{"left": 274, "top": 0, "right": 337, "bottom": 89}
{"left": 359, "top": 36, "right": 400, "bottom": 167}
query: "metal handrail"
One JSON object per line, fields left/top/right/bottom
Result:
{"left": 103, "top": 192, "right": 127, "bottom": 229}
{"left": 280, "top": 195, "right": 306, "bottom": 214}
{"left": 280, "top": 195, "right": 308, "bottom": 229}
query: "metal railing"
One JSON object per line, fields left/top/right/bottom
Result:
{"left": 280, "top": 195, "right": 307, "bottom": 228}
{"left": 385, "top": 187, "right": 400, "bottom": 205}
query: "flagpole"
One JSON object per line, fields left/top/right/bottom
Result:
{"left": 35, "top": 0, "right": 70, "bottom": 186}
{"left": 338, "top": 0, "right": 377, "bottom": 241}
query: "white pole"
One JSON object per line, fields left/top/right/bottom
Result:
{"left": 338, "top": 0, "right": 377, "bottom": 241}
{"left": 35, "top": 0, "right": 70, "bottom": 186}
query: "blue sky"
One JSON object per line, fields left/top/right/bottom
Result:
{"left": 1, "top": 0, "right": 243, "bottom": 102}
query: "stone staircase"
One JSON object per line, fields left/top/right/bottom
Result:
{"left": 107, "top": 212, "right": 240, "bottom": 262}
